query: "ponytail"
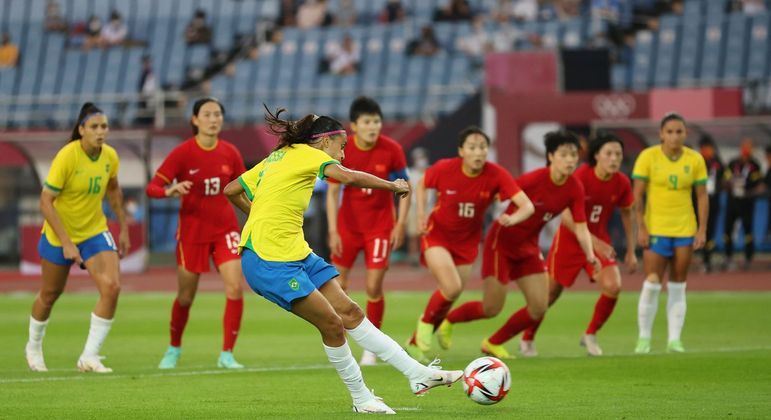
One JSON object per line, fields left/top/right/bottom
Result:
{"left": 263, "top": 104, "right": 345, "bottom": 152}
{"left": 69, "top": 102, "right": 104, "bottom": 142}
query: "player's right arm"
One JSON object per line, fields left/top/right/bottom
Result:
{"left": 145, "top": 146, "right": 193, "bottom": 199}
{"left": 324, "top": 164, "right": 409, "bottom": 197}
{"left": 559, "top": 207, "right": 615, "bottom": 260}
{"left": 631, "top": 150, "right": 651, "bottom": 249}
{"left": 415, "top": 176, "right": 430, "bottom": 234}
{"left": 39, "top": 188, "right": 82, "bottom": 265}
{"left": 326, "top": 182, "right": 343, "bottom": 257}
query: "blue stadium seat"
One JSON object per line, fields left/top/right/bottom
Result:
{"left": 79, "top": 50, "right": 104, "bottom": 94}
{"left": 653, "top": 14, "right": 680, "bottom": 87}
{"left": 542, "top": 21, "right": 561, "bottom": 48}
{"left": 722, "top": 13, "right": 749, "bottom": 86}
{"left": 100, "top": 48, "right": 126, "bottom": 93}
{"left": 0, "top": 69, "right": 18, "bottom": 96}
{"left": 631, "top": 30, "right": 655, "bottom": 89}
{"left": 611, "top": 64, "right": 629, "bottom": 90}
{"left": 253, "top": 43, "right": 278, "bottom": 105}
{"left": 236, "top": 0, "right": 259, "bottom": 33}
{"left": 698, "top": 15, "right": 726, "bottom": 86}
{"left": 37, "top": 34, "right": 66, "bottom": 96}
{"left": 746, "top": 14, "right": 769, "bottom": 80}
{"left": 259, "top": 0, "right": 280, "bottom": 21}
{"left": 562, "top": 18, "right": 584, "bottom": 48}
{"left": 683, "top": 0, "right": 704, "bottom": 17}
{"left": 676, "top": 16, "right": 702, "bottom": 86}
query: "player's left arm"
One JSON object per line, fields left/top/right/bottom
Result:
{"left": 572, "top": 218, "right": 601, "bottom": 273}
{"left": 693, "top": 183, "right": 708, "bottom": 250}
{"left": 106, "top": 176, "right": 130, "bottom": 257}
{"left": 389, "top": 150, "right": 411, "bottom": 249}
{"left": 561, "top": 208, "right": 614, "bottom": 260}
{"left": 497, "top": 191, "right": 534, "bottom": 227}
{"left": 619, "top": 205, "right": 637, "bottom": 272}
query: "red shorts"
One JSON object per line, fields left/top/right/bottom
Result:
{"left": 420, "top": 230, "right": 479, "bottom": 267}
{"left": 331, "top": 229, "right": 391, "bottom": 269}
{"left": 547, "top": 237, "right": 616, "bottom": 288}
{"left": 481, "top": 232, "right": 546, "bottom": 284}
{"left": 177, "top": 230, "right": 241, "bottom": 273}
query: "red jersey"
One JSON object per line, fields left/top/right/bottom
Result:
{"left": 564, "top": 164, "right": 633, "bottom": 242}
{"left": 153, "top": 138, "right": 246, "bottom": 243}
{"left": 424, "top": 158, "right": 520, "bottom": 245}
{"left": 493, "top": 167, "right": 586, "bottom": 254}
{"left": 328, "top": 134, "right": 407, "bottom": 234}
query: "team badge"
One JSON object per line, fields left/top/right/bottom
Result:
{"left": 683, "top": 165, "right": 690, "bottom": 173}
{"left": 288, "top": 278, "right": 300, "bottom": 291}
{"left": 105, "top": 163, "right": 110, "bottom": 173}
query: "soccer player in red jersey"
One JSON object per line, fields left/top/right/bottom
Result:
{"left": 520, "top": 133, "right": 637, "bottom": 357}
{"left": 404, "top": 127, "right": 534, "bottom": 361}
{"left": 438, "top": 130, "right": 601, "bottom": 359}
{"left": 326, "top": 97, "right": 409, "bottom": 365}
{"left": 145, "top": 98, "right": 247, "bottom": 369}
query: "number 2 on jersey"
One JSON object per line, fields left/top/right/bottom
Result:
{"left": 589, "top": 205, "right": 603, "bottom": 223}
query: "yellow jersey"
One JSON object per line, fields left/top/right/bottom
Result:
{"left": 238, "top": 144, "right": 338, "bottom": 261}
{"left": 42, "top": 141, "right": 120, "bottom": 246}
{"left": 632, "top": 145, "right": 707, "bottom": 237}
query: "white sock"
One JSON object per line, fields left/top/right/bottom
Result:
{"left": 81, "top": 313, "right": 113, "bottom": 358}
{"left": 637, "top": 281, "right": 662, "bottom": 339}
{"left": 27, "top": 316, "right": 49, "bottom": 352}
{"left": 667, "top": 282, "right": 687, "bottom": 342}
{"left": 347, "top": 318, "right": 431, "bottom": 381}
{"left": 323, "top": 341, "right": 373, "bottom": 405}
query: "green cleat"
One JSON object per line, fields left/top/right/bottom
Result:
{"left": 404, "top": 340, "right": 430, "bottom": 364}
{"left": 481, "top": 338, "right": 515, "bottom": 360}
{"left": 436, "top": 319, "right": 453, "bottom": 350}
{"left": 158, "top": 346, "right": 181, "bottom": 369}
{"left": 217, "top": 351, "right": 244, "bottom": 369}
{"left": 414, "top": 319, "right": 434, "bottom": 352}
{"left": 667, "top": 340, "right": 685, "bottom": 353}
{"left": 634, "top": 338, "right": 651, "bottom": 354}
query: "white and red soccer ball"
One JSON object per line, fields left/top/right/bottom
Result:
{"left": 462, "top": 356, "right": 511, "bottom": 405}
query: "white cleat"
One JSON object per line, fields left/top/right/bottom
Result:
{"left": 580, "top": 334, "right": 603, "bottom": 356}
{"left": 77, "top": 355, "right": 113, "bottom": 373}
{"left": 519, "top": 340, "right": 539, "bottom": 357}
{"left": 359, "top": 350, "right": 377, "bottom": 366}
{"left": 25, "top": 345, "right": 48, "bottom": 372}
{"left": 352, "top": 393, "right": 396, "bottom": 414}
{"left": 409, "top": 358, "right": 463, "bottom": 396}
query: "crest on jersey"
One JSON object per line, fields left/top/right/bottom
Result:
{"left": 684, "top": 165, "right": 690, "bottom": 173}
{"left": 480, "top": 190, "right": 491, "bottom": 199}
{"left": 105, "top": 163, "right": 110, "bottom": 173}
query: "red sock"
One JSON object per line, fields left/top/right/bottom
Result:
{"left": 586, "top": 294, "right": 617, "bottom": 335}
{"left": 367, "top": 297, "right": 385, "bottom": 329}
{"left": 170, "top": 299, "right": 191, "bottom": 347}
{"left": 420, "top": 290, "right": 455, "bottom": 328}
{"left": 446, "top": 301, "right": 486, "bottom": 324}
{"left": 222, "top": 298, "right": 243, "bottom": 352}
{"left": 488, "top": 307, "right": 537, "bottom": 345}
{"left": 522, "top": 317, "right": 544, "bottom": 341}
{"left": 408, "top": 332, "right": 417, "bottom": 345}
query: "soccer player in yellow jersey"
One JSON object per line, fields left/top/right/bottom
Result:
{"left": 25, "top": 103, "right": 130, "bottom": 373}
{"left": 224, "top": 107, "right": 461, "bottom": 414}
{"left": 631, "top": 113, "right": 708, "bottom": 354}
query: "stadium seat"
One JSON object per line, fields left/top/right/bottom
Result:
{"left": 698, "top": 15, "right": 726, "bottom": 86}
{"left": 746, "top": 14, "right": 770, "bottom": 80}
{"left": 562, "top": 18, "right": 584, "bottom": 48}
{"left": 676, "top": 15, "right": 703, "bottom": 86}
{"left": 722, "top": 13, "right": 749, "bottom": 86}
{"left": 631, "top": 30, "right": 655, "bottom": 89}
{"left": 653, "top": 14, "right": 680, "bottom": 87}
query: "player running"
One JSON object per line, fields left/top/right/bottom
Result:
{"left": 145, "top": 98, "right": 247, "bottom": 369}
{"left": 224, "top": 107, "right": 462, "bottom": 414}
{"left": 405, "top": 126, "right": 534, "bottom": 362}
{"left": 326, "top": 97, "right": 409, "bottom": 366}
{"left": 25, "top": 102, "right": 129, "bottom": 373}
{"left": 438, "top": 130, "right": 601, "bottom": 359}
{"left": 633, "top": 113, "right": 708, "bottom": 354}
{"left": 520, "top": 133, "right": 637, "bottom": 357}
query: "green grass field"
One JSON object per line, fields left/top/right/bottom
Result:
{"left": 1, "top": 290, "right": 770, "bottom": 419}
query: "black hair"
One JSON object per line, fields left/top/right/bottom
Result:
{"left": 69, "top": 102, "right": 104, "bottom": 142}
{"left": 587, "top": 131, "right": 624, "bottom": 167}
{"left": 264, "top": 105, "right": 345, "bottom": 152}
{"left": 191, "top": 97, "right": 225, "bottom": 135}
{"left": 698, "top": 134, "right": 716, "bottom": 148}
{"left": 544, "top": 130, "right": 580, "bottom": 166}
{"left": 765, "top": 144, "right": 771, "bottom": 155}
{"left": 349, "top": 96, "right": 383, "bottom": 122}
{"left": 457, "top": 126, "right": 491, "bottom": 148}
{"left": 660, "top": 112, "right": 686, "bottom": 129}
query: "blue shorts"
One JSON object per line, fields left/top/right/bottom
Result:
{"left": 649, "top": 236, "right": 694, "bottom": 258}
{"left": 38, "top": 232, "right": 118, "bottom": 266}
{"left": 241, "top": 248, "right": 339, "bottom": 311}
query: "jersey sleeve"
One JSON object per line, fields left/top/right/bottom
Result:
{"left": 569, "top": 179, "right": 587, "bottom": 223}
{"left": 109, "top": 147, "right": 120, "bottom": 178}
{"left": 692, "top": 153, "right": 708, "bottom": 186}
{"left": 618, "top": 174, "right": 634, "bottom": 208}
{"left": 44, "top": 146, "right": 73, "bottom": 194}
{"left": 631, "top": 149, "right": 651, "bottom": 182}
{"left": 423, "top": 160, "right": 447, "bottom": 189}
{"left": 495, "top": 165, "right": 521, "bottom": 200}
{"left": 155, "top": 146, "right": 183, "bottom": 183}
{"left": 388, "top": 143, "right": 409, "bottom": 181}
{"left": 238, "top": 159, "right": 266, "bottom": 201}
{"left": 515, "top": 168, "right": 540, "bottom": 191}
{"left": 311, "top": 151, "right": 340, "bottom": 181}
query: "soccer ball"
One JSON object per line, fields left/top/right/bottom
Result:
{"left": 462, "top": 356, "right": 511, "bottom": 405}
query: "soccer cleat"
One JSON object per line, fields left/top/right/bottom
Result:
{"left": 359, "top": 350, "right": 377, "bottom": 366}
{"left": 217, "top": 351, "right": 244, "bottom": 369}
{"left": 436, "top": 319, "right": 453, "bottom": 350}
{"left": 481, "top": 338, "right": 514, "bottom": 360}
{"left": 634, "top": 338, "right": 651, "bottom": 354}
{"left": 352, "top": 393, "right": 396, "bottom": 414}
{"left": 158, "top": 346, "right": 181, "bottom": 369}
{"left": 77, "top": 355, "right": 113, "bottom": 373}
{"left": 519, "top": 339, "right": 538, "bottom": 357}
{"left": 580, "top": 334, "right": 603, "bottom": 356}
{"left": 409, "top": 358, "right": 463, "bottom": 396}
{"left": 25, "top": 344, "right": 48, "bottom": 372}
{"left": 667, "top": 340, "right": 685, "bottom": 353}
{"left": 414, "top": 319, "right": 434, "bottom": 352}
{"left": 404, "top": 340, "right": 430, "bottom": 364}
